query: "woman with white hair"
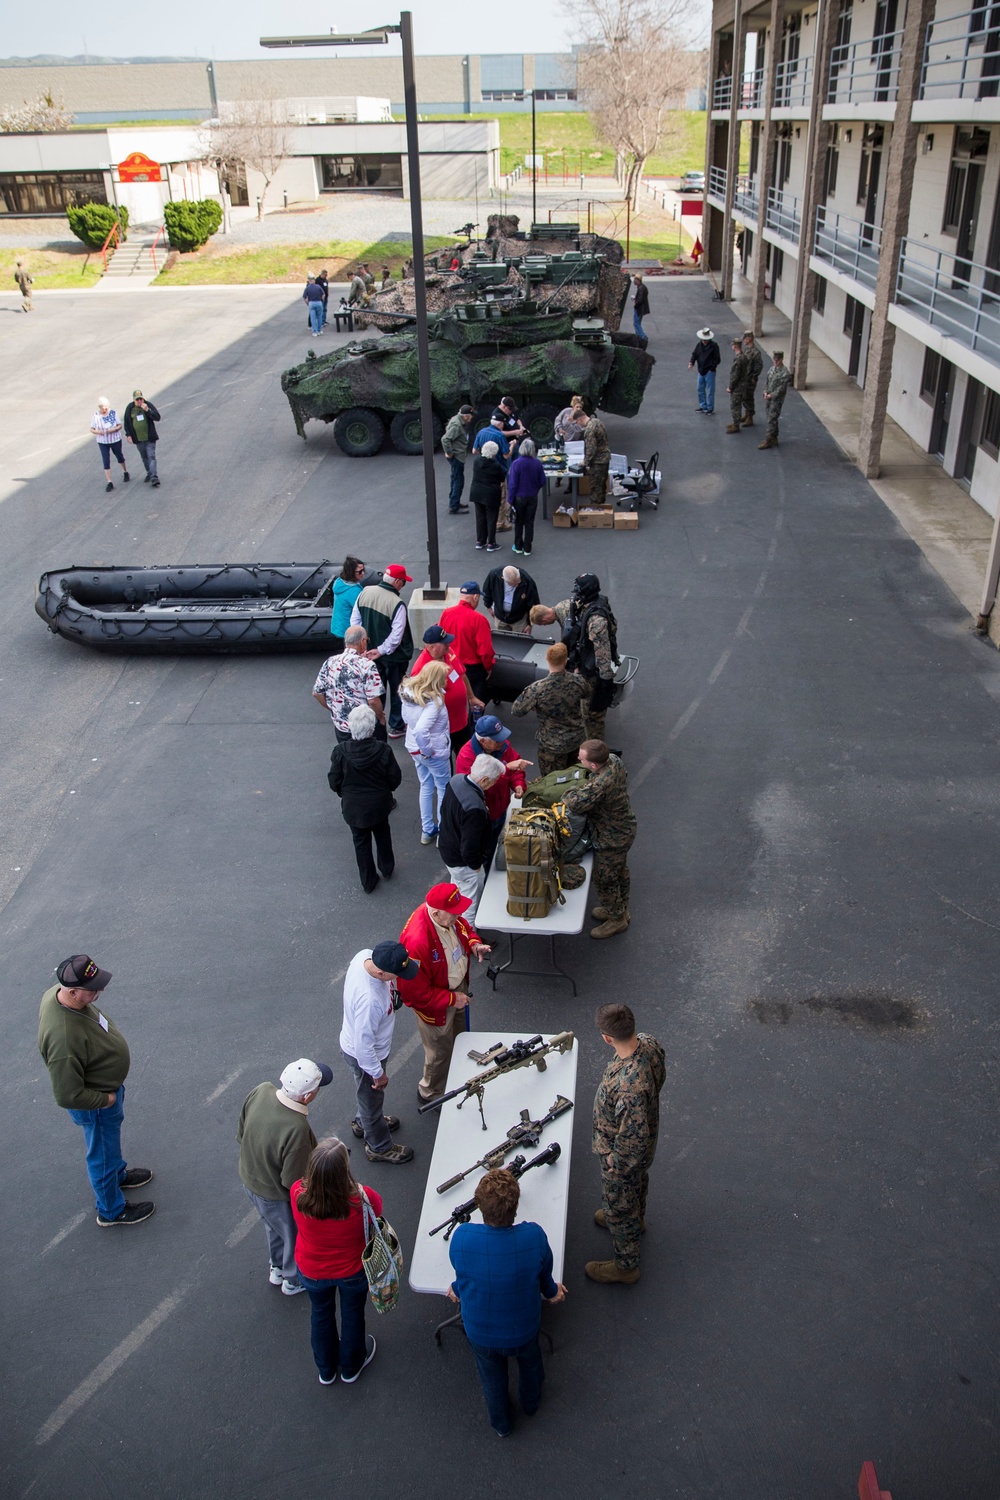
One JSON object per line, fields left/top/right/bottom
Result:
{"left": 327, "top": 704, "right": 402, "bottom": 892}
{"left": 89, "top": 396, "right": 130, "bottom": 493}
{"left": 468, "top": 440, "right": 506, "bottom": 552}
{"left": 506, "top": 437, "right": 546, "bottom": 557}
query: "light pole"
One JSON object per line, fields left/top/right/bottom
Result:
{"left": 260, "top": 17, "right": 443, "bottom": 593}
{"left": 531, "top": 87, "right": 537, "bottom": 230}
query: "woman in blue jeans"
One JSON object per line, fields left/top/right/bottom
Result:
{"left": 291, "top": 1138, "right": 380, "bottom": 1385}
{"left": 400, "top": 661, "right": 452, "bottom": 844}
{"left": 448, "top": 1168, "right": 567, "bottom": 1436}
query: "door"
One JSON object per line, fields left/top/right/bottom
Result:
{"left": 845, "top": 296, "right": 866, "bottom": 380}
{"left": 929, "top": 358, "right": 956, "bottom": 457}
{"left": 943, "top": 128, "right": 989, "bottom": 284}
{"left": 829, "top": 0, "right": 854, "bottom": 99}
{"left": 954, "top": 378, "right": 985, "bottom": 483}
{"left": 777, "top": 14, "right": 801, "bottom": 104}
{"left": 872, "top": 0, "right": 898, "bottom": 101}
{"left": 857, "top": 124, "right": 884, "bottom": 243}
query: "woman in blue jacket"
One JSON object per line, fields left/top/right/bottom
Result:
{"left": 331, "top": 557, "right": 366, "bottom": 652}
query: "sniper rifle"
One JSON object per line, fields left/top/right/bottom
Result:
{"left": 417, "top": 1032, "right": 575, "bottom": 1129}
{"left": 436, "top": 1095, "right": 573, "bottom": 1193}
{"left": 428, "top": 1142, "right": 562, "bottom": 1240}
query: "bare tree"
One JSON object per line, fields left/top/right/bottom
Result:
{"left": 570, "top": 0, "right": 702, "bottom": 205}
{"left": 204, "top": 100, "right": 293, "bottom": 220}
{"left": 0, "top": 90, "right": 73, "bottom": 133}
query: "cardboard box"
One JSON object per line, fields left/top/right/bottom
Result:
{"left": 576, "top": 475, "right": 591, "bottom": 497}
{"left": 578, "top": 506, "right": 614, "bottom": 529}
{"left": 552, "top": 509, "right": 575, "bottom": 528}
{"left": 614, "top": 510, "right": 639, "bottom": 530}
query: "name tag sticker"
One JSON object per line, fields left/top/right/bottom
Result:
{"left": 451, "top": 945, "right": 463, "bottom": 964}
{"left": 97, "top": 1012, "right": 109, "bottom": 1032}
{"left": 448, "top": 669, "right": 460, "bottom": 683}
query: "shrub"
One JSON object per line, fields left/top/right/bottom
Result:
{"left": 66, "top": 203, "right": 129, "bottom": 250}
{"left": 164, "top": 199, "right": 223, "bottom": 253}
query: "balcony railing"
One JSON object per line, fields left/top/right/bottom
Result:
{"left": 895, "top": 238, "right": 1000, "bottom": 367}
{"left": 734, "top": 177, "right": 760, "bottom": 221}
{"left": 766, "top": 186, "right": 802, "bottom": 242}
{"left": 775, "top": 54, "right": 813, "bottom": 108}
{"left": 712, "top": 74, "right": 733, "bottom": 109}
{"left": 813, "top": 206, "right": 882, "bottom": 289}
{"left": 739, "top": 67, "right": 766, "bottom": 108}
{"left": 920, "top": 6, "right": 1000, "bottom": 101}
{"left": 827, "top": 30, "right": 903, "bottom": 104}
{"left": 708, "top": 165, "right": 727, "bottom": 200}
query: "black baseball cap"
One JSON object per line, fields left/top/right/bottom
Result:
{"left": 371, "top": 941, "right": 420, "bottom": 979}
{"left": 56, "top": 954, "right": 111, "bottom": 991}
{"left": 423, "top": 624, "right": 454, "bottom": 644}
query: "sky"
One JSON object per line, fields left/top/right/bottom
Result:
{"left": 8, "top": 1, "right": 581, "bottom": 63}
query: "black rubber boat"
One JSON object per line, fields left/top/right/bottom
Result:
{"left": 34, "top": 562, "right": 340, "bottom": 653}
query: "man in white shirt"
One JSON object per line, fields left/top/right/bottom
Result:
{"left": 340, "top": 942, "right": 420, "bottom": 1163}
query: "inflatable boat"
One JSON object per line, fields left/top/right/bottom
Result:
{"left": 34, "top": 562, "right": 340, "bottom": 653}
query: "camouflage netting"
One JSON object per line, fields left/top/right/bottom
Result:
{"left": 357, "top": 258, "right": 630, "bottom": 333}
{"left": 601, "top": 344, "right": 656, "bottom": 418}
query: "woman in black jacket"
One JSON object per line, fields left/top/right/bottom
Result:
{"left": 328, "top": 704, "right": 402, "bottom": 892}
{"left": 468, "top": 441, "right": 506, "bottom": 551}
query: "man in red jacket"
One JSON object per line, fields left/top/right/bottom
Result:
{"left": 397, "top": 882, "right": 492, "bottom": 1102}
{"left": 455, "top": 714, "right": 531, "bottom": 871}
{"left": 439, "top": 582, "right": 496, "bottom": 703}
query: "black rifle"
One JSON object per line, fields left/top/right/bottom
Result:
{"left": 436, "top": 1095, "right": 573, "bottom": 1194}
{"left": 428, "top": 1142, "right": 562, "bottom": 1240}
{"left": 417, "top": 1032, "right": 574, "bottom": 1129}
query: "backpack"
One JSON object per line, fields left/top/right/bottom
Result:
{"left": 504, "top": 805, "right": 572, "bottom": 920}
{"left": 521, "top": 766, "right": 592, "bottom": 863}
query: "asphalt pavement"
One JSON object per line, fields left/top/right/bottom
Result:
{"left": 3, "top": 280, "right": 1000, "bottom": 1499}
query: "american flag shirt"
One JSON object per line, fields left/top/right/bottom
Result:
{"left": 92, "top": 410, "right": 122, "bottom": 443}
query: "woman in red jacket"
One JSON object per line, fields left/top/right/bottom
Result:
{"left": 291, "top": 1137, "right": 381, "bottom": 1385}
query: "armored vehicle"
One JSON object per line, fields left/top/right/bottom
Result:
{"left": 281, "top": 301, "right": 654, "bottom": 456}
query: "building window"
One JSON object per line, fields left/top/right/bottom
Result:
{"left": 920, "top": 347, "right": 942, "bottom": 403}
{"left": 0, "top": 171, "right": 107, "bottom": 215}
{"left": 772, "top": 246, "right": 784, "bottom": 283}
{"left": 981, "top": 388, "right": 1000, "bottom": 459}
{"left": 843, "top": 293, "right": 859, "bottom": 336}
{"left": 481, "top": 89, "right": 526, "bottom": 101}
{"left": 320, "top": 155, "right": 403, "bottom": 190}
{"left": 813, "top": 275, "right": 827, "bottom": 314}
{"left": 532, "top": 90, "right": 577, "bottom": 101}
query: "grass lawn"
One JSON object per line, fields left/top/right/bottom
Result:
{"left": 426, "top": 110, "right": 707, "bottom": 179}
{"left": 154, "top": 235, "right": 455, "bottom": 286}
{"left": 2, "top": 245, "right": 102, "bottom": 291}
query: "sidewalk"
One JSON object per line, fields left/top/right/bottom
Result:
{"left": 727, "top": 279, "right": 997, "bottom": 644}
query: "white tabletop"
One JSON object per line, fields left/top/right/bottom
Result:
{"left": 477, "top": 851, "right": 593, "bottom": 937}
{"left": 408, "top": 1031, "right": 579, "bottom": 1294}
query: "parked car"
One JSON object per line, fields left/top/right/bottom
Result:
{"left": 678, "top": 171, "right": 705, "bottom": 193}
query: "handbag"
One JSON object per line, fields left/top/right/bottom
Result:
{"left": 359, "top": 1186, "right": 404, "bottom": 1313}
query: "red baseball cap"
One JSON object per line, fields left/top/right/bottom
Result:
{"left": 425, "top": 882, "right": 473, "bottom": 915}
{"left": 385, "top": 563, "right": 413, "bottom": 583}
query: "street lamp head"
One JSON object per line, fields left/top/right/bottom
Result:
{"left": 260, "top": 27, "right": 395, "bottom": 47}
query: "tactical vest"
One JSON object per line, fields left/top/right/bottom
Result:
{"left": 562, "top": 596, "right": 618, "bottom": 679}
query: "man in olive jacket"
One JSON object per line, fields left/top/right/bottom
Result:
{"left": 237, "top": 1057, "right": 333, "bottom": 1295}
{"left": 38, "top": 954, "right": 155, "bottom": 1227}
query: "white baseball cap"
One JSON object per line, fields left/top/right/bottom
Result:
{"left": 280, "top": 1059, "right": 333, "bottom": 1096}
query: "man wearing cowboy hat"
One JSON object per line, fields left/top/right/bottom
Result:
{"left": 688, "top": 328, "right": 721, "bottom": 415}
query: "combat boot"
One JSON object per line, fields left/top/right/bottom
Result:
{"left": 741, "top": 414, "right": 754, "bottom": 427}
{"left": 590, "top": 915, "right": 629, "bottom": 939}
{"left": 758, "top": 436, "right": 777, "bottom": 449}
{"left": 590, "top": 906, "right": 610, "bottom": 921}
{"left": 585, "top": 1259, "right": 640, "bottom": 1285}
{"left": 725, "top": 423, "right": 740, "bottom": 434}
{"left": 594, "top": 1208, "right": 645, "bottom": 1233}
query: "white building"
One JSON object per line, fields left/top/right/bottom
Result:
{"left": 705, "top": 0, "right": 1000, "bottom": 516}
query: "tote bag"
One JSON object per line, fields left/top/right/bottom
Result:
{"left": 359, "top": 1187, "right": 404, "bottom": 1314}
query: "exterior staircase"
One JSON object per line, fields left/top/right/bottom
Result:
{"left": 96, "top": 228, "right": 163, "bottom": 289}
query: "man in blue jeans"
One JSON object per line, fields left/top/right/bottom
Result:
{"left": 441, "top": 404, "right": 475, "bottom": 513}
{"left": 37, "top": 954, "right": 155, "bottom": 1227}
{"left": 340, "top": 941, "right": 418, "bottom": 1164}
{"left": 688, "top": 326, "right": 721, "bottom": 414}
{"left": 448, "top": 1168, "right": 567, "bottom": 1436}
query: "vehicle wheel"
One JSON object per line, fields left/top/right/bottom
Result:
{"left": 389, "top": 409, "right": 443, "bottom": 455}
{"left": 333, "top": 407, "right": 385, "bottom": 457}
{"left": 520, "top": 402, "right": 560, "bottom": 445}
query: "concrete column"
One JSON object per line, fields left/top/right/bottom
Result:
{"left": 721, "top": 0, "right": 746, "bottom": 300}
{"left": 789, "top": 0, "right": 838, "bottom": 384}
{"left": 751, "top": 0, "right": 784, "bottom": 335}
{"left": 856, "top": 0, "right": 937, "bottom": 478}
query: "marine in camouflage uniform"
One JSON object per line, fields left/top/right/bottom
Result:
{"left": 725, "top": 341, "right": 748, "bottom": 433}
{"left": 510, "top": 669, "right": 590, "bottom": 777}
{"left": 561, "top": 749, "right": 636, "bottom": 937}
{"left": 553, "top": 592, "right": 617, "bottom": 742}
{"left": 759, "top": 352, "right": 792, "bottom": 448}
{"left": 590, "top": 1029, "right": 666, "bottom": 1281}
{"left": 583, "top": 415, "right": 611, "bottom": 504}
{"left": 741, "top": 333, "right": 763, "bottom": 426}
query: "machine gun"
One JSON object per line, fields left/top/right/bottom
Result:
{"left": 417, "top": 1032, "right": 574, "bottom": 1129}
{"left": 435, "top": 1096, "right": 573, "bottom": 1194}
{"left": 428, "top": 1142, "right": 562, "bottom": 1240}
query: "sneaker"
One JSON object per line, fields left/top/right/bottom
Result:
{"left": 512, "top": 545, "right": 523, "bottom": 554}
{"left": 352, "top": 1115, "right": 400, "bottom": 1138}
{"left": 486, "top": 544, "right": 500, "bottom": 552}
{"left": 341, "top": 1335, "right": 377, "bottom": 1382}
{"left": 318, "top": 1372, "right": 337, "bottom": 1385}
{"left": 475, "top": 543, "right": 485, "bottom": 550}
{"left": 269, "top": 1265, "right": 284, "bottom": 1286}
{"left": 420, "top": 829, "right": 438, "bottom": 845}
{"left": 364, "top": 1142, "right": 414, "bottom": 1164}
{"left": 96, "top": 1200, "right": 155, "bottom": 1226}
{"left": 388, "top": 729, "right": 404, "bottom": 739}
{"left": 449, "top": 505, "right": 470, "bottom": 514}
{"left": 281, "top": 1279, "right": 307, "bottom": 1297}
{"left": 522, "top": 548, "right": 532, "bottom": 556}
{"left": 143, "top": 473, "right": 152, "bottom": 483}
{"left": 120, "top": 1167, "right": 153, "bottom": 1189}
{"left": 122, "top": 471, "right": 130, "bottom": 482}
{"left": 152, "top": 478, "right": 160, "bottom": 488}
{"left": 105, "top": 481, "right": 114, "bottom": 493}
